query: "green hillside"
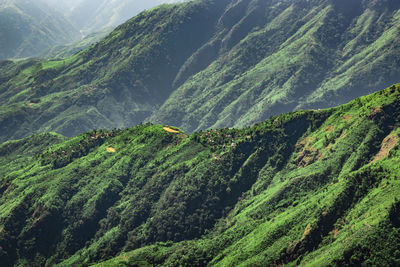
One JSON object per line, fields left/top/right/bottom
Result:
{"left": 150, "top": 0, "right": 400, "bottom": 132}
{"left": 0, "top": 84, "right": 399, "bottom": 266}
{"left": 0, "top": 0, "right": 79, "bottom": 59}
{"left": 0, "top": 0, "right": 229, "bottom": 142}
{"left": 1, "top": 0, "right": 400, "bottom": 142}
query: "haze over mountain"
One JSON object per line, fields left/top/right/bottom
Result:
{"left": 39, "top": 0, "right": 82, "bottom": 12}
{"left": 0, "top": 0, "right": 79, "bottom": 59}
{"left": 0, "top": 0, "right": 185, "bottom": 59}
{"left": 0, "top": 84, "right": 399, "bottom": 266}
{"left": 1, "top": 0, "right": 400, "bottom": 143}
{"left": 42, "top": 0, "right": 186, "bottom": 35}
{"left": 41, "top": 27, "right": 114, "bottom": 59}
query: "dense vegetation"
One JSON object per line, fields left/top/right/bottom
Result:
{"left": 0, "top": 84, "right": 399, "bottom": 266}
{"left": 1, "top": 0, "right": 400, "bottom": 143}
{"left": 0, "top": 0, "right": 79, "bottom": 59}
{"left": 0, "top": 0, "right": 228, "bottom": 142}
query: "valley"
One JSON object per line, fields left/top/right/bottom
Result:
{"left": 1, "top": 0, "right": 400, "bottom": 266}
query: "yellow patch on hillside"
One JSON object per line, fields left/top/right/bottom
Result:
{"left": 27, "top": 102, "right": 35, "bottom": 106}
{"left": 343, "top": 114, "right": 353, "bottom": 122}
{"left": 371, "top": 134, "right": 398, "bottom": 163}
{"left": 163, "top": 126, "right": 180, "bottom": 133}
{"left": 106, "top": 147, "right": 116, "bottom": 153}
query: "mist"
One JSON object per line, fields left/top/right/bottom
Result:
{"left": 40, "top": 0, "right": 186, "bottom": 35}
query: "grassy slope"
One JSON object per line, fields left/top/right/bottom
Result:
{"left": 0, "top": 84, "right": 399, "bottom": 266}
{"left": 1, "top": 0, "right": 400, "bottom": 143}
{"left": 150, "top": 0, "right": 400, "bottom": 132}
{"left": 0, "top": 0, "right": 228, "bottom": 142}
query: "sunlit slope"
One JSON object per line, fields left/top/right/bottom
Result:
{"left": 0, "top": 0, "right": 228, "bottom": 142}
{"left": 0, "top": 84, "right": 399, "bottom": 266}
{"left": 1, "top": 0, "right": 400, "bottom": 143}
{"left": 150, "top": 0, "right": 400, "bottom": 131}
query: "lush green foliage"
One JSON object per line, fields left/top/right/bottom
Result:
{"left": 150, "top": 0, "right": 400, "bottom": 132}
{"left": 0, "top": 84, "right": 399, "bottom": 266}
{"left": 1, "top": 0, "right": 400, "bottom": 142}
{"left": 0, "top": 0, "right": 227, "bottom": 142}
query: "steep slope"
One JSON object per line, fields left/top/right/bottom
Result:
{"left": 150, "top": 0, "right": 400, "bottom": 131}
{"left": 1, "top": 0, "right": 400, "bottom": 143}
{"left": 0, "top": 84, "right": 399, "bottom": 266}
{"left": 0, "top": 0, "right": 230, "bottom": 142}
{"left": 0, "top": 0, "right": 79, "bottom": 59}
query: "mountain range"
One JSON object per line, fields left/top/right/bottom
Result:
{"left": 0, "top": 0, "right": 79, "bottom": 59}
{"left": 0, "top": 0, "right": 184, "bottom": 59}
{"left": 1, "top": 0, "right": 400, "bottom": 266}
{"left": 0, "top": 83, "right": 399, "bottom": 266}
{"left": 1, "top": 0, "right": 400, "bottom": 143}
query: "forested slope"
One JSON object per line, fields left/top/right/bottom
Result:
{"left": 150, "top": 0, "right": 400, "bottom": 131}
{"left": 1, "top": 0, "right": 400, "bottom": 143}
{"left": 0, "top": 84, "right": 399, "bottom": 266}
{"left": 0, "top": 0, "right": 229, "bottom": 142}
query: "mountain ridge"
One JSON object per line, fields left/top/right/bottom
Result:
{"left": 0, "top": 0, "right": 230, "bottom": 142}
{"left": 1, "top": 0, "right": 400, "bottom": 143}
{"left": 0, "top": 83, "right": 399, "bottom": 266}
